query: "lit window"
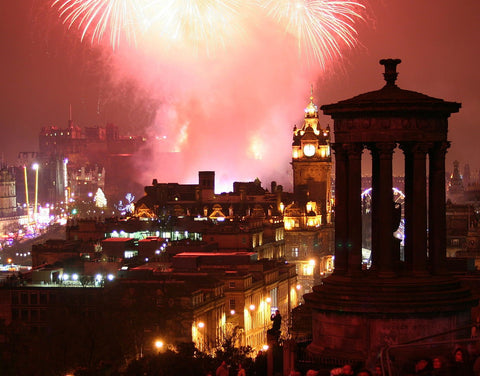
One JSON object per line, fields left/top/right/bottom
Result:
{"left": 302, "top": 263, "right": 314, "bottom": 276}
{"left": 124, "top": 250, "right": 138, "bottom": 259}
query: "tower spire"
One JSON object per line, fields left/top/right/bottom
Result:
{"left": 305, "top": 85, "right": 318, "bottom": 119}
{"left": 68, "top": 104, "right": 73, "bottom": 127}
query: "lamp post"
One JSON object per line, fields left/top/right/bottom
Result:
{"left": 23, "top": 165, "right": 30, "bottom": 223}
{"left": 32, "top": 163, "right": 39, "bottom": 226}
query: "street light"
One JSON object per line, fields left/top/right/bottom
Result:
{"left": 32, "top": 163, "right": 39, "bottom": 225}
{"left": 154, "top": 340, "right": 164, "bottom": 351}
{"left": 23, "top": 165, "right": 30, "bottom": 223}
{"left": 196, "top": 322, "right": 205, "bottom": 351}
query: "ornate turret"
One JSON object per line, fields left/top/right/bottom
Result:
{"left": 291, "top": 88, "right": 332, "bottom": 223}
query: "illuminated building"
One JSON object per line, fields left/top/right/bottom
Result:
{"left": 169, "top": 252, "right": 298, "bottom": 352}
{"left": 0, "top": 167, "right": 17, "bottom": 218}
{"left": 447, "top": 160, "right": 465, "bottom": 203}
{"left": 284, "top": 92, "right": 335, "bottom": 297}
{"left": 0, "top": 272, "right": 224, "bottom": 362}
{"left": 0, "top": 166, "right": 21, "bottom": 235}
{"left": 135, "top": 171, "right": 288, "bottom": 220}
{"left": 40, "top": 214, "right": 285, "bottom": 271}
{"left": 113, "top": 270, "right": 226, "bottom": 354}
{"left": 2, "top": 252, "right": 295, "bottom": 356}
{"left": 70, "top": 164, "right": 106, "bottom": 201}
{"left": 38, "top": 118, "right": 145, "bottom": 206}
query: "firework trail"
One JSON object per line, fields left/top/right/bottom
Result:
{"left": 52, "top": 0, "right": 365, "bottom": 66}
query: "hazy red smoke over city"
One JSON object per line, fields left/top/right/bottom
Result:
{"left": 0, "top": 0, "right": 479, "bottom": 194}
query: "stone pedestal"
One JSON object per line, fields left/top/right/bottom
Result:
{"left": 304, "top": 274, "right": 476, "bottom": 367}
{"left": 306, "top": 59, "right": 478, "bottom": 369}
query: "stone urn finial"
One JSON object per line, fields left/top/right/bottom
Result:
{"left": 379, "top": 58, "right": 402, "bottom": 86}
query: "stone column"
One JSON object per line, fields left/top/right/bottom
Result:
{"left": 401, "top": 142, "right": 430, "bottom": 275}
{"left": 345, "top": 143, "right": 363, "bottom": 274}
{"left": 332, "top": 143, "right": 348, "bottom": 274}
{"left": 372, "top": 142, "right": 397, "bottom": 277}
{"left": 429, "top": 141, "right": 450, "bottom": 274}
{"left": 368, "top": 144, "right": 379, "bottom": 271}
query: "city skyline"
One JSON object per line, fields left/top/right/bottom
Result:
{"left": 0, "top": 0, "right": 479, "bottom": 193}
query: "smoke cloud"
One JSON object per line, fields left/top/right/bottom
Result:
{"left": 106, "top": 12, "right": 354, "bottom": 193}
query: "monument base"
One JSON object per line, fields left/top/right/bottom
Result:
{"left": 304, "top": 274, "right": 477, "bottom": 368}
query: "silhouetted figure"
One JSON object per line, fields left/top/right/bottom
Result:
{"left": 267, "top": 310, "right": 281, "bottom": 341}
{"left": 254, "top": 351, "right": 267, "bottom": 376}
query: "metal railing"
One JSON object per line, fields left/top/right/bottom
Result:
{"left": 380, "top": 323, "right": 479, "bottom": 376}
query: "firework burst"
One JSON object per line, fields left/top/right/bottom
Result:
{"left": 51, "top": 0, "right": 150, "bottom": 49}
{"left": 148, "top": 0, "right": 248, "bottom": 56}
{"left": 261, "top": 0, "right": 365, "bottom": 68}
{"left": 51, "top": 0, "right": 365, "bottom": 66}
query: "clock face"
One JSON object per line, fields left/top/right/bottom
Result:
{"left": 303, "top": 144, "right": 316, "bottom": 157}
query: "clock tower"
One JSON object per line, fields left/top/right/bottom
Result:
{"left": 291, "top": 90, "right": 332, "bottom": 224}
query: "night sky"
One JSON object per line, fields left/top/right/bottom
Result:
{"left": 0, "top": 0, "right": 479, "bottom": 192}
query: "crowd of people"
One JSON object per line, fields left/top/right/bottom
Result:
{"left": 298, "top": 363, "right": 383, "bottom": 376}
{"left": 210, "top": 332, "right": 480, "bottom": 376}
{"left": 404, "top": 346, "right": 480, "bottom": 375}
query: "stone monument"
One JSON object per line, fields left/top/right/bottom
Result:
{"left": 304, "top": 59, "right": 478, "bottom": 368}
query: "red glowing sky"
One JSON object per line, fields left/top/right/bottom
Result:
{"left": 0, "top": 0, "right": 479, "bottom": 194}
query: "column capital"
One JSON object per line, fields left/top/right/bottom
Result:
{"left": 430, "top": 141, "right": 451, "bottom": 155}
{"left": 399, "top": 141, "right": 433, "bottom": 156}
{"left": 367, "top": 142, "right": 396, "bottom": 158}
{"left": 331, "top": 143, "right": 347, "bottom": 155}
{"left": 343, "top": 143, "right": 364, "bottom": 158}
